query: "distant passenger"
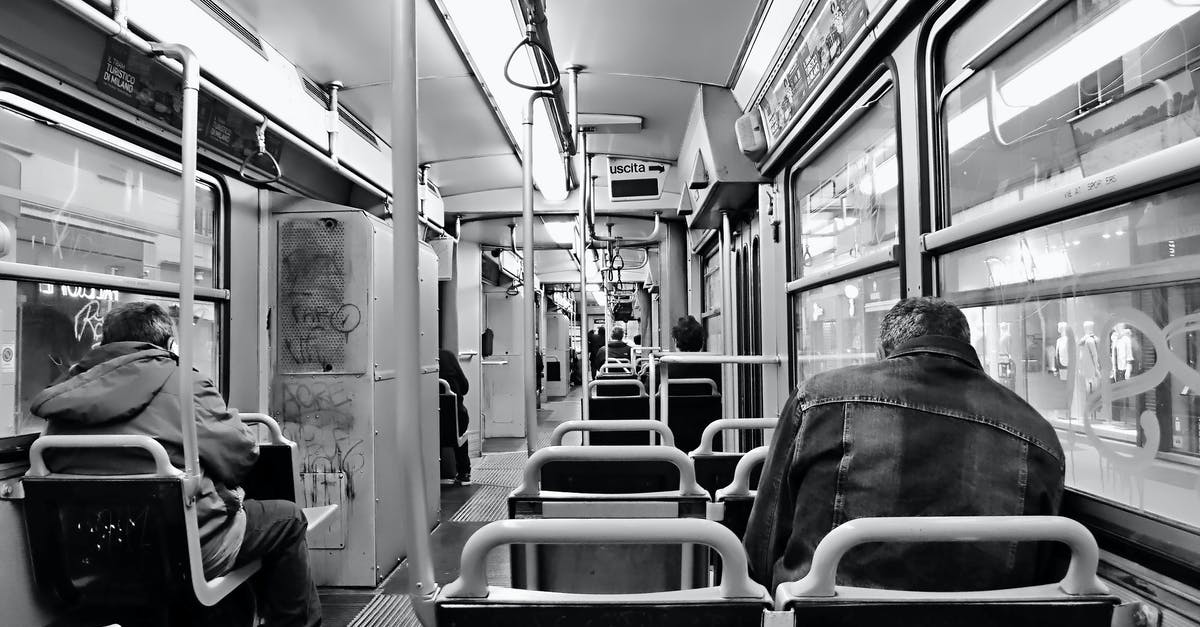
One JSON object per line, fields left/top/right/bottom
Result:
{"left": 663, "top": 315, "right": 721, "bottom": 393}
{"left": 31, "top": 302, "right": 321, "bottom": 627}
{"left": 593, "top": 325, "right": 631, "bottom": 366}
{"left": 744, "top": 297, "right": 1065, "bottom": 593}
{"left": 587, "top": 326, "right": 605, "bottom": 375}
{"left": 439, "top": 347, "right": 472, "bottom": 485}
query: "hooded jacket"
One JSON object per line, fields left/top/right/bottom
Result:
{"left": 31, "top": 341, "right": 259, "bottom": 577}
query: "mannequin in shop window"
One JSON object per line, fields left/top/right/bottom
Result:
{"left": 1111, "top": 323, "right": 1134, "bottom": 381}
{"left": 1052, "top": 321, "right": 1070, "bottom": 382}
{"left": 997, "top": 321, "right": 1015, "bottom": 388}
{"left": 1073, "top": 321, "right": 1100, "bottom": 421}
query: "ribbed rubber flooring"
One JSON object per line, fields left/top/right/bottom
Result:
{"left": 347, "top": 593, "right": 419, "bottom": 627}
{"left": 450, "top": 484, "right": 511, "bottom": 522}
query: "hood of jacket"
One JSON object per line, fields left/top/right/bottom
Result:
{"left": 30, "top": 341, "right": 176, "bottom": 426}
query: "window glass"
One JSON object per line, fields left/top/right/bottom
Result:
{"left": 8, "top": 280, "right": 220, "bottom": 436}
{"left": 941, "top": 0, "right": 1200, "bottom": 223}
{"left": 955, "top": 287, "right": 1200, "bottom": 532}
{"left": 792, "top": 268, "right": 900, "bottom": 382}
{"left": 939, "top": 0, "right": 1039, "bottom": 78}
{"left": 943, "top": 181, "right": 1200, "bottom": 294}
{"left": 790, "top": 85, "right": 898, "bottom": 279}
{"left": 0, "top": 106, "right": 219, "bottom": 286}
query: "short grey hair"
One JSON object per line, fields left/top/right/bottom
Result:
{"left": 102, "top": 302, "right": 176, "bottom": 350}
{"left": 877, "top": 297, "right": 969, "bottom": 358}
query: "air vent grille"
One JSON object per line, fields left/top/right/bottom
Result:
{"left": 192, "top": 0, "right": 267, "bottom": 59}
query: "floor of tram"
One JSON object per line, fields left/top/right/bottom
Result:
{"left": 323, "top": 386, "right": 583, "bottom": 627}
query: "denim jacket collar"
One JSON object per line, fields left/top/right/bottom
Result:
{"left": 886, "top": 335, "right": 982, "bottom": 370}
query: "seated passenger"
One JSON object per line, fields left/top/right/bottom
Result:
{"left": 744, "top": 297, "right": 1065, "bottom": 592}
{"left": 31, "top": 302, "right": 321, "bottom": 627}
{"left": 593, "top": 325, "right": 632, "bottom": 366}
{"left": 661, "top": 315, "right": 721, "bottom": 393}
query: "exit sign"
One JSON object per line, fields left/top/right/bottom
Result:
{"left": 606, "top": 157, "right": 669, "bottom": 202}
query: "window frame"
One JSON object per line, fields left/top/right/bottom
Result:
{"left": 925, "top": 0, "right": 1200, "bottom": 578}
{"left": 0, "top": 91, "right": 231, "bottom": 448}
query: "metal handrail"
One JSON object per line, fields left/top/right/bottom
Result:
{"left": 549, "top": 419, "right": 674, "bottom": 447}
{"left": 588, "top": 378, "right": 646, "bottom": 398}
{"left": 775, "top": 516, "right": 1110, "bottom": 607}
{"left": 691, "top": 418, "right": 778, "bottom": 456}
{"left": 239, "top": 413, "right": 293, "bottom": 447}
{"left": 514, "top": 445, "right": 705, "bottom": 497}
{"left": 441, "top": 518, "right": 768, "bottom": 600}
{"left": 658, "top": 377, "right": 718, "bottom": 396}
{"left": 714, "top": 446, "right": 768, "bottom": 500}
{"left": 27, "top": 435, "right": 182, "bottom": 478}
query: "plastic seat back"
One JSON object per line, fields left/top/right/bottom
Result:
{"left": 690, "top": 418, "right": 776, "bottom": 497}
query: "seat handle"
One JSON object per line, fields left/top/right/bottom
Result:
{"left": 442, "top": 518, "right": 767, "bottom": 600}
{"left": 660, "top": 377, "right": 719, "bottom": 395}
{"left": 549, "top": 419, "right": 674, "bottom": 446}
{"left": 714, "top": 446, "right": 768, "bottom": 500}
{"left": 438, "top": 378, "right": 455, "bottom": 395}
{"left": 588, "top": 378, "right": 646, "bottom": 398}
{"left": 240, "top": 413, "right": 295, "bottom": 447}
{"left": 775, "top": 516, "right": 1109, "bottom": 607}
{"left": 514, "top": 445, "right": 705, "bottom": 497}
{"left": 691, "top": 418, "right": 778, "bottom": 455}
{"left": 28, "top": 435, "right": 182, "bottom": 478}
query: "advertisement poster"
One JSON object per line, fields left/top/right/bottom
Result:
{"left": 758, "top": 0, "right": 873, "bottom": 143}
{"left": 97, "top": 39, "right": 283, "bottom": 162}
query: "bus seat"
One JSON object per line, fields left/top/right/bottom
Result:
{"left": 690, "top": 418, "right": 776, "bottom": 497}
{"left": 235, "top": 413, "right": 338, "bottom": 538}
{"left": 508, "top": 446, "right": 711, "bottom": 594}
{"left": 22, "top": 435, "right": 261, "bottom": 626}
{"left": 586, "top": 380, "right": 651, "bottom": 445}
{"left": 711, "top": 446, "right": 767, "bottom": 542}
{"left": 776, "top": 516, "right": 1121, "bottom": 627}
{"left": 437, "top": 518, "right": 770, "bottom": 627}
{"left": 437, "top": 379, "right": 467, "bottom": 448}
{"left": 550, "top": 419, "right": 674, "bottom": 447}
{"left": 660, "top": 377, "right": 722, "bottom": 452}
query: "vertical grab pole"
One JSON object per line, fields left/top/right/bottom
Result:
{"left": 523, "top": 93, "right": 551, "bottom": 455}
{"left": 648, "top": 353, "right": 657, "bottom": 421}
{"left": 721, "top": 211, "right": 735, "bottom": 426}
{"left": 151, "top": 43, "right": 200, "bottom": 481}
{"left": 572, "top": 78, "right": 591, "bottom": 424}
{"left": 392, "top": 0, "right": 438, "bottom": 620}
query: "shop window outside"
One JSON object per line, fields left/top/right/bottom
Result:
{"left": 941, "top": 0, "right": 1200, "bottom": 224}
{"left": 791, "top": 268, "right": 900, "bottom": 383}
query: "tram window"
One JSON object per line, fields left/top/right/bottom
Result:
{"left": 789, "top": 84, "right": 898, "bottom": 280}
{"left": 5, "top": 280, "right": 221, "bottom": 437}
{"left": 791, "top": 268, "right": 899, "bottom": 382}
{"left": 701, "top": 247, "right": 722, "bottom": 352}
{"left": 938, "top": 0, "right": 1038, "bottom": 79}
{"left": 0, "top": 105, "right": 219, "bottom": 286}
{"left": 940, "top": 0, "right": 1200, "bottom": 224}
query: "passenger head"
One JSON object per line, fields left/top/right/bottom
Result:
{"left": 611, "top": 326, "right": 625, "bottom": 341}
{"left": 101, "top": 302, "right": 176, "bottom": 350}
{"left": 877, "top": 297, "right": 969, "bottom": 359}
{"left": 671, "top": 315, "right": 706, "bottom": 352}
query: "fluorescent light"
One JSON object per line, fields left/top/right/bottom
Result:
{"left": 442, "top": 0, "right": 569, "bottom": 201}
{"left": 947, "top": 0, "right": 1200, "bottom": 154}
{"left": 544, "top": 219, "right": 577, "bottom": 245}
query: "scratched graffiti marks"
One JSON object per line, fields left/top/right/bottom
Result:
{"left": 279, "top": 218, "right": 364, "bottom": 372}
{"left": 279, "top": 380, "right": 366, "bottom": 499}
{"left": 64, "top": 504, "right": 152, "bottom": 567}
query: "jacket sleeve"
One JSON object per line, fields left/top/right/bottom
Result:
{"left": 193, "top": 374, "right": 259, "bottom": 486}
{"left": 743, "top": 391, "right": 804, "bottom": 586}
{"left": 448, "top": 353, "right": 469, "bottom": 396}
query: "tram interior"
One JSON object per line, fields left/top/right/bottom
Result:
{"left": 0, "top": 0, "right": 1198, "bottom": 625}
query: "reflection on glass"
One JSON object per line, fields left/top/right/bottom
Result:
{"left": 9, "top": 280, "right": 220, "bottom": 436}
{"left": 0, "top": 106, "right": 218, "bottom": 286}
{"left": 943, "top": 182, "right": 1200, "bottom": 293}
{"left": 792, "top": 269, "right": 900, "bottom": 382}
{"left": 791, "top": 88, "right": 899, "bottom": 278}
{"left": 957, "top": 286, "right": 1200, "bottom": 533}
{"left": 942, "top": 0, "right": 1200, "bottom": 222}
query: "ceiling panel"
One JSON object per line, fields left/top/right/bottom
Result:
{"left": 429, "top": 155, "right": 522, "bottom": 197}
{"left": 577, "top": 74, "right": 697, "bottom": 162}
{"left": 547, "top": 0, "right": 760, "bottom": 85}
{"left": 417, "top": 76, "right": 513, "bottom": 162}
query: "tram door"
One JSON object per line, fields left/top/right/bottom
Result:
{"left": 481, "top": 288, "right": 528, "bottom": 438}
{"left": 734, "top": 225, "right": 764, "bottom": 448}
{"left": 268, "top": 194, "right": 438, "bottom": 586}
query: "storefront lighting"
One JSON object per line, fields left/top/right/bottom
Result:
{"left": 442, "top": 0, "right": 570, "bottom": 202}
{"left": 1102, "top": 233, "right": 1112, "bottom": 239}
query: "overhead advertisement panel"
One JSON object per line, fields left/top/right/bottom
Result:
{"left": 758, "top": 0, "right": 873, "bottom": 146}
{"left": 606, "top": 157, "right": 670, "bottom": 202}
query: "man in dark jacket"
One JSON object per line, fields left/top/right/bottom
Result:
{"left": 593, "top": 326, "right": 632, "bottom": 366}
{"left": 744, "top": 297, "right": 1065, "bottom": 593}
{"left": 32, "top": 302, "right": 321, "bottom": 627}
{"left": 439, "top": 347, "right": 471, "bottom": 485}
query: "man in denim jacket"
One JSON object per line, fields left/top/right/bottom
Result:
{"left": 745, "top": 297, "right": 1065, "bottom": 592}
